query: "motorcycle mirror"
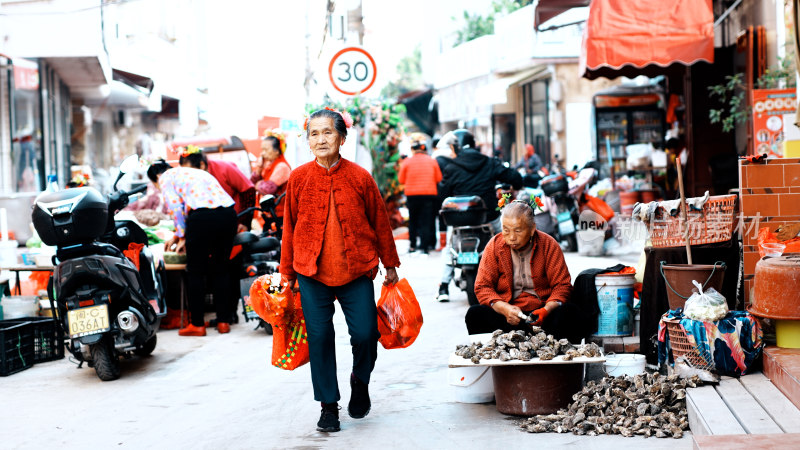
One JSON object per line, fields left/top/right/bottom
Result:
{"left": 260, "top": 195, "right": 275, "bottom": 209}
{"left": 119, "top": 155, "right": 140, "bottom": 174}
{"left": 113, "top": 155, "right": 140, "bottom": 191}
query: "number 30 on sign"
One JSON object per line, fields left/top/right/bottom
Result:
{"left": 328, "top": 47, "right": 377, "bottom": 96}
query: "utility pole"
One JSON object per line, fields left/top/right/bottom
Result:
{"left": 304, "top": 0, "right": 336, "bottom": 102}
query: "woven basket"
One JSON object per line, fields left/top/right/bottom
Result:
{"left": 664, "top": 318, "right": 715, "bottom": 372}
{"left": 643, "top": 194, "right": 737, "bottom": 248}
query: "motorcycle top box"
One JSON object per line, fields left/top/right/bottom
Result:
{"left": 32, "top": 187, "right": 109, "bottom": 246}
{"left": 440, "top": 196, "right": 487, "bottom": 227}
{"left": 540, "top": 174, "right": 569, "bottom": 196}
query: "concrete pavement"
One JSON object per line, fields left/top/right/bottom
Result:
{"left": 0, "top": 241, "right": 692, "bottom": 449}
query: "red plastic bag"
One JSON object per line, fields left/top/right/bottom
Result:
{"left": 758, "top": 226, "right": 800, "bottom": 257}
{"left": 123, "top": 242, "right": 145, "bottom": 270}
{"left": 20, "top": 271, "right": 51, "bottom": 295}
{"left": 377, "top": 278, "right": 423, "bottom": 349}
{"left": 580, "top": 194, "right": 615, "bottom": 222}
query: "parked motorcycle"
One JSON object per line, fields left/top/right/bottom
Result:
{"left": 540, "top": 173, "right": 580, "bottom": 252}
{"left": 31, "top": 155, "right": 166, "bottom": 381}
{"left": 440, "top": 196, "right": 494, "bottom": 306}
{"left": 232, "top": 193, "right": 284, "bottom": 333}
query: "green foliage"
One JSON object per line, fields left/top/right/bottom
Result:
{"left": 381, "top": 46, "right": 424, "bottom": 99}
{"left": 452, "top": 0, "right": 533, "bottom": 46}
{"left": 707, "top": 57, "right": 797, "bottom": 133}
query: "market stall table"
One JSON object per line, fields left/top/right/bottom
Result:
{"left": 449, "top": 353, "right": 606, "bottom": 416}
{"left": 0, "top": 264, "right": 55, "bottom": 295}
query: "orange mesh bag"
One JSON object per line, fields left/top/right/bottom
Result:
{"left": 377, "top": 278, "right": 423, "bottom": 349}
{"left": 271, "top": 293, "right": 309, "bottom": 370}
{"left": 248, "top": 273, "right": 291, "bottom": 325}
{"left": 248, "top": 274, "right": 309, "bottom": 370}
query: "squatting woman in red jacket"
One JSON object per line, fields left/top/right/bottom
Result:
{"left": 280, "top": 107, "right": 401, "bottom": 433}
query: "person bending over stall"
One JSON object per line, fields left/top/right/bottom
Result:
{"left": 178, "top": 145, "right": 255, "bottom": 232}
{"left": 147, "top": 160, "right": 238, "bottom": 336}
{"left": 281, "top": 107, "right": 400, "bottom": 433}
{"left": 466, "top": 201, "right": 589, "bottom": 343}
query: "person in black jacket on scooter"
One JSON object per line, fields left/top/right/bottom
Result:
{"left": 435, "top": 129, "right": 522, "bottom": 302}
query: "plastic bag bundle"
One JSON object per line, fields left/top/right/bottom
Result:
{"left": 377, "top": 278, "right": 423, "bottom": 349}
{"left": 684, "top": 280, "right": 728, "bottom": 321}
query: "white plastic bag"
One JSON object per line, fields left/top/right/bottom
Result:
{"left": 683, "top": 280, "right": 728, "bottom": 321}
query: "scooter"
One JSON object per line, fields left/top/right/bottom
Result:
{"left": 540, "top": 173, "right": 580, "bottom": 252}
{"left": 31, "top": 155, "right": 166, "bottom": 381}
{"left": 232, "top": 193, "right": 284, "bottom": 334}
{"left": 440, "top": 196, "right": 494, "bottom": 306}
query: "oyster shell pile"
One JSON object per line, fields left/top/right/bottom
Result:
{"left": 520, "top": 373, "right": 701, "bottom": 439}
{"left": 454, "top": 329, "right": 601, "bottom": 364}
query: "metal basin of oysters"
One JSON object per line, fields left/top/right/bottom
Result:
{"left": 454, "top": 328, "right": 602, "bottom": 364}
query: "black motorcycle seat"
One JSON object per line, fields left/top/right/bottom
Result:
{"left": 233, "top": 232, "right": 259, "bottom": 246}
{"left": 251, "top": 237, "right": 279, "bottom": 252}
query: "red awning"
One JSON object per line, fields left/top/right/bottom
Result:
{"left": 579, "top": 0, "right": 714, "bottom": 80}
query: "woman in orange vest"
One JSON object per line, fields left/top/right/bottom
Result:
{"left": 398, "top": 132, "right": 442, "bottom": 254}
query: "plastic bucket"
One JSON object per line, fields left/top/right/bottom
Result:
{"left": 603, "top": 354, "right": 646, "bottom": 377}
{"left": 448, "top": 366, "right": 495, "bottom": 403}
{"left": 660, "top": 262, "right": 726, "bottom": 310}
{"left": 776, "top": 320, "right": 800, "bottom": 348}
{"left": 619, "top": 191, "right": 641, "bottom": 217}
{"left": 594, "top": 273, "right": 635, "bottom": 336}
{"left": 577, "top": 229, "right": 605, "bottom": 256}
{"left": 1, "top": 295, "right": 39, "bottom": 319}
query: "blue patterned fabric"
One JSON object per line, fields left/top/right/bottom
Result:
{"left": 658, "top": 309, "right": 763, "bottom": 377}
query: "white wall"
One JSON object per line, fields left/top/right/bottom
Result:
{"left": 0, "top": 0, "right": 105, "bottom": 59}
{"left": 565, "top": 102, "right": 594, "bottom": 170}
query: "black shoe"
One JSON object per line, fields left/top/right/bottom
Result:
{"left": 436, "top": 283, "right": 449, "bottom": 302}
{"left": 317, "top": 402, "right": 340, "bottom": 432}
{"left": 409, "top": 247, "right": 417, "bottom": 253}
{"left": 348, "top": 373, "right": 371, "bottom": 419}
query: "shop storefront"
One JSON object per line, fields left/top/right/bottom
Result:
{"left": 0, "top": 55, "right": 73, "bottom": 243}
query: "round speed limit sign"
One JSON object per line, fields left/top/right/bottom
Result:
{"left": 328, "top": 47, "right": 377, "bottom": 96}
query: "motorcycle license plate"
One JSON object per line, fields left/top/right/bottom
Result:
{"left": 557, "top": 212, "right": 576, "bottom": 235}
{"left": 67, "top": 304, "right": 111, "bottom": 338}
{"left": 457, "top": 252, "right": 480, "bottom": 265}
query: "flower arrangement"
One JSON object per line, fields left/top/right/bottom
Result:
{"left": 180, "top": 144, "right": 201, "bottom": 158}
{"left": 497, "top": 194, "right": 544, "bottom": 212}
{"left": 302, "top": 107, "right": 355, "bottom": 131}
{"left": 249, "top": 272, "right": 293, "bottom": 325}
{"left": 263, "top": 129, "right": 287, "bottom": 153}
{"left": 68, "top": 172, "right": 91, "bottom": 188}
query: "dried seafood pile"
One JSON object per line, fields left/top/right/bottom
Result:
{"left": 520, "top": 373, "right": 701, "bottom": 438}
{"left": 454, "top": 328, "right": 602, "bottom": 364}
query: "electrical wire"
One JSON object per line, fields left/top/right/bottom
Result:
{"left": 0, "top": 0, "right": 146, "bottom": 17}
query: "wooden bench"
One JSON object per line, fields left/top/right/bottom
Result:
{"left": 688, "top": 372, "right": 800, "bottom": 448}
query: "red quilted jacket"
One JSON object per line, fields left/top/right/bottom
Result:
{"left": 280, "top": 158, "right": 401, "bottom": 280}
{"left": 475, "top": 230, "right": 572, "bottom": 311}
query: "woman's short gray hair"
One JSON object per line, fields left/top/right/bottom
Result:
{"left": 501, "top": 201, "right": 536, "bottom": 228}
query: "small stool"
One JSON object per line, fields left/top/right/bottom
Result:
{"left": 164, "top": 263, "right": 188, "bottom": 325}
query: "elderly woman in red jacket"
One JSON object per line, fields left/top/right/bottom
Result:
{"left": 281, "top": 107, "right": 400, "bottom": 433}
{"left": 467, "top": 201, "right": 589, "bottom": 343}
